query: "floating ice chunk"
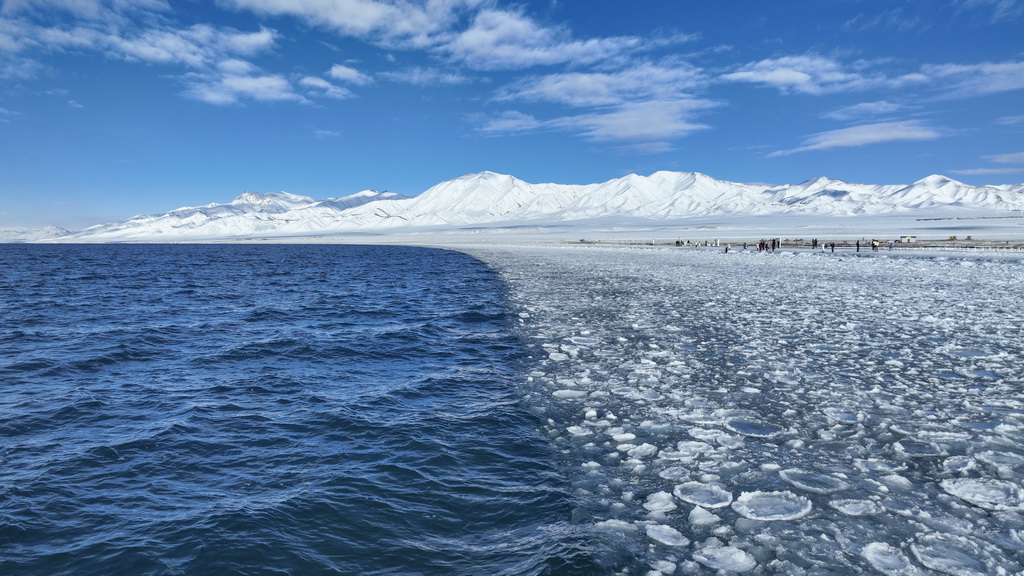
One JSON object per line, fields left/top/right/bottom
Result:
{"left": 942, "top": 455, "right": 976, "bottom": 474}
{"left": 689, "top": 506, "right": 720, "bottom": 526}
{"left": 693, "top": 544, "right": 757, "bottom": 572}
{"left": 881, "top": 474, "right": 914, "bottom": 490}
{"left": 893, "top": 440, "right": 946, "bottom": 458}
{"left": 645, "top": 524, "right": 690, "bottom": 547}
{"left": 566, "top": 425, "right": 592, "bottom": 436}
{"left": 861, "top": 542, "right": 920, "bottom": 575}
{"left": 910, "top": 534, "right": 989, "bottom": 575}
{"left": 612, "top": 432, "right": 636, "bottom": 442}
{"left": 658, "top": 467, "right": 690, "bottom": 481}
{"left": 780, "top": 468, "right": 850, "bottom": 494}
{"left": 647, "top": 559, "right": 676, "bottom": 575}
{"left": 824, "top": 407, "right": 863, "bottom": 424}
{"left": 830, "top": 499, "right": 881, "bottom": 516}
{"left": 725, "top": 419, "right": 784, "bottom": 438}
{"left": 940, "top": 478, "right": 1024, "bottom": 511}
{"left": 548, "top": 351, "right": 570, "bottom": 361}
{"left": 629, "top": 443, "right": 658, "bottom": 459}
{"left": 594, "top": 519, "right": 637, "bottom": 531}
{"left": 855, "top": 458, "right": 907, "bottom": 474}
{"left": 643, "top": 491, "right": 678, "bottom": 513}
{"left": 552, "top": 389, "right": 587, "bottom": 398}
{"left": 731, "top": 490, "right": 812, "bottom": 521}
{"left": 674, "top": 440, "right": 713, "bottom": 457}
{"left": 976, "top": 450, "right": 1024, "bottom": 475}
{"left": 673, "top": 482, "right": 733, "bottom": 509}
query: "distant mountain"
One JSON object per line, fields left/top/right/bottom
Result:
{"left": 1, "top": 225, "right": 71, "bottom": 242}
{"left": 51, "top": 172, "right": 1024, "bottom": 241}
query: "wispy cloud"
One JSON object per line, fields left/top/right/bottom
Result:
{"left": 185, "top": 60, "right": 306, "bottom": 105}
{"left": 379, "top": 66, "right": 470, "bottom": 86}
{"left": 949, "top": 167, "right": 1024, "bottom": 175}
{"left": 769, "top": 120, "right": 941, "bottom": 157}
{"left": 996, "top": 114, "right": 1024, "bottom": 125}
{"left": 949, "top": 150, "right": 1024, "bottom": 177}
{"left": 473, "top": 111, "right": 543, "bottom": 135}
{"left": 220, "top": 0, "right": 477, "bottom": 49}
{"left": 496, "top": 60, "right": 706, "bottom": 107}
{"left": 477, "top": 99, "right": 717, "bottom": 151}
{"left": 957, "top": 0, "right": 1024, "bottom": 21}
{"left": 300, "top": 76, "right": 354, "bottom": 100}
{"left": 721, "top": 55, "right": 927, "bottom": 95}
{"left": 822, "top": 100, "right": 905, "bottom": 121}
{"left": 442, "top": 8, "right": 644, "bottom": 71}
{"left": 984, "top": 151, "right": 1024, "bottom": 164}
{"left": 328, "top": 63, "right": 373, "bottom": 85}
{"left": 924, "top": 60, "right": 1024, "bottom": 98}
{"left": 550, "top": 99, "right": 716, "bottom": 144}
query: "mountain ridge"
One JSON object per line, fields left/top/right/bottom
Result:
{"left": 20, "top": 171, "right": 1024, "bottom": 242}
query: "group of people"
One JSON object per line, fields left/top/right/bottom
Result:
{"left": 720, "top": 238, "right": 895, "bottom": 254}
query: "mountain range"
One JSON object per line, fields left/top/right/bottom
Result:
{"left": 18, "top": 171, "right": 1024, "bottom": 242}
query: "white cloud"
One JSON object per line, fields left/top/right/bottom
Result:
{"left": 379, "top": 66, "right": 470, "bottom": 86}
{"left": 328, "top": 63, "right": 373, "bottom": 85}
{"left": 949, "top": 167, "right": 1024, "bottom": 175}
{"left": 924, "top": 60, "right": 1024, "bottom": 98}
{"left": 111, "top": 24, "right": 276, "bottom": 67}
{"left": 497, "top": 61, "right": 706, "bottom": 107}
{"left": 984, "top": 151, "right": 1024, "bottom": 164}
{"left": 769, "top": 120, "right": 941, "bottom": 157}
{"left": 300, "top": 76, "right": 354, "bottom": 99}
{"left": 550, "top": 99, "right": 716, "bottom": 144}
{"left": 822, "top": 100, "right": 904, "bottom": 121}
{"left": 443, "top": 8, "right": 642, "bottom": 70}
{"left": 721, "top": 55, "right": 925, "bottom": 95}
{"left": 996, "top": 114, "right": 1024, "bottom": 125}
{"left": 220, "top": 0, "right": 480, "bottom": 48}
{"left": 958, "top": 0, "right": 1024, "bottom": 21}
{"left": 186, "top": 68, "right": 306, "bottom": 105}
{"left": 1, "top": 0, "right": 170, "bottom": 20}
{"left": 474, "top": 110, "right": 542, "bottom": 135}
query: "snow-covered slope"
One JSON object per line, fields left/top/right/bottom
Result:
{"left": 68, "top": 189, "right": 408, "bottom": 240}
{"left": 1, "top": 225, "right": 71, "bottom": 242}
{"left": 54, "top": 172, "right": 1024, "bottom": 241}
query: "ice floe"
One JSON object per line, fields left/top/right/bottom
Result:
{"left": 731, "top": 490, "right": 813, "bottom": 521}
{"left": 673, "top": 481, "right": 733, "bottom": 509}
{"left": 940, "top": 477, "right": 1024, "bottom": 510}
{"left": 467, "top": 245, "right": 1024, "bottom": 575}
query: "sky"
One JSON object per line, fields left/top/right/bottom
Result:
{"left": 1, "top": 0, "right": 1023, "bottom": 230}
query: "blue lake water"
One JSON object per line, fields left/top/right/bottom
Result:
{"left": 0, "top": 244, "right": 596, "bottom": 575}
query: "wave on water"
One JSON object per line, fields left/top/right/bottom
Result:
{"left": 0, "top": 244, "right": 599, "bottom": 575}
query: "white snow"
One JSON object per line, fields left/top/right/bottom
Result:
{"left": 38, "top": 170, "right": 1024, "bottom": 242}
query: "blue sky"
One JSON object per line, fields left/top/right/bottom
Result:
{"left": 1, "top": 0, "right": 1023, "bottom": 229}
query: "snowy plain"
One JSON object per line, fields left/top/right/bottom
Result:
{"left": 463, "top": 244, "right": 1024, "bottom": 575}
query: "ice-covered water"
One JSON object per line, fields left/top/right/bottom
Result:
{"left": 467, "top": 244, "right": 1024, "bottom": 575}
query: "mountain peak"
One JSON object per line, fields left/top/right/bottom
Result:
{"left": 912, "top": 174, "right": 961, "bottom": 187}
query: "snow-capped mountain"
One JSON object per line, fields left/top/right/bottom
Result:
{"left": 1, "top": 225, "right": 71, "bottom": 242}
{"left": 52, "top": 172, "right": 1024, "bottom": 241}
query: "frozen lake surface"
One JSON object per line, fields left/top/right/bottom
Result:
{"left": 466, "top": 245, "right": 1024, "bottom": 575}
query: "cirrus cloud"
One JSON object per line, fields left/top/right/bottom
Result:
{"left": 769, "top": 120, "right": 941, "bottom": 157}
